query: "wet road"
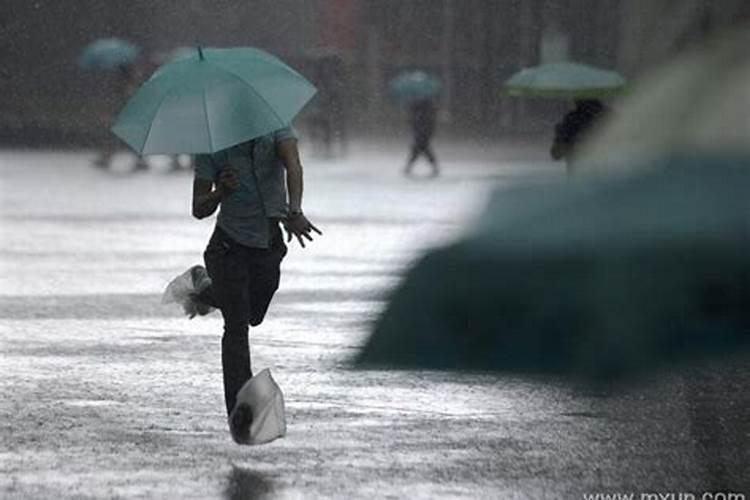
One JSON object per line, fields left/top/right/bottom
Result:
{"left": 1, "top": 143, "right": 748, "bottom": 499}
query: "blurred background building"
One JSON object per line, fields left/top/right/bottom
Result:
{"left": 3, "top": 0, "right": 750, "bottom": 148}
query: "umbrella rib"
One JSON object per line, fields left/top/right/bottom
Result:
{"left": 140, "top": 86, "right": 178, "bottom": 154}
{"left": 201, "top": 87, "right": 214, "bottom": 152}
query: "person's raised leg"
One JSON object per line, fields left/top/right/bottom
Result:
{"left": 245, "top": 224, "right": 287, "bottom": 327}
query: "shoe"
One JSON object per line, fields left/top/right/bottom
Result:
{"left": 92, "top": 155, "right": 110, "bottom": 169}
{"left": 228, "top": 403, "right": 253, "bottom": 444}
{"left": 133, "top": 159, "right": 149, "bottom": 171}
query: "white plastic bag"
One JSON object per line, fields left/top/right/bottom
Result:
{"left": 232, "top": 368, "right": 287, "bottom": 445}
{"left": 162, "top": 266, "right": 214, "bottom": 318}
{"left": 162, "top": 268, "right": 194, "bottom": 306}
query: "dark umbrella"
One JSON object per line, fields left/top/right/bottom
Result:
{"left": 357, "top": 155, "right": 750, "bottom": 382}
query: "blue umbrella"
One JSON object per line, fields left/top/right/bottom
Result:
{"left": 78, "top": 37, "right": 140, "bottom": 70}
{"left": 388, "top": 71, "right": 441, "bottom": 102}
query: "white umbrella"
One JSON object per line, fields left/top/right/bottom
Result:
{"left": 504, "top": 61, "right": 625, "bottom": 98}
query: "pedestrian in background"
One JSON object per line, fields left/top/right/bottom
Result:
{"left": 309, "top": 53, "right": 348, "bottom": 158}
{"left": 550, "top": 98, "right": 609, "bottom": 172}
{"left": 93, "top": 63, "right": 149, "bottom": 172}
{"left": 404, "top": 98, "right": 439, "bottom": 177}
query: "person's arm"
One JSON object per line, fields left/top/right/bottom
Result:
{"left": 277, "top": 138, "right": 303, "bottom": 213}
{"left": 276, "top": 138, "right": 322, "bottom": 247}
{"left": 192, "top": 168, "right": 239, "bottom": 219}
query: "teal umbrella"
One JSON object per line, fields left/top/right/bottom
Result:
{"left": 388, "top": 71, "right": 441, "bottom": 102}
{"left": 111, "top": 47, "right": 317, "bottom": 155}
{"left": 79, "top": 37, "right": 140, "bottom": 70}
{"left": 504, "top": 61, "right": 625, "bottom": 98}
{"left": 357, "top": 155, "right": 750, "bottom": 382}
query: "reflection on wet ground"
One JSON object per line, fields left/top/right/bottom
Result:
{"left": 1, "top": 151, "right": 747, "bottom": 498}
{"left": 224, "top": 467, "right": 276, "bottom": 500}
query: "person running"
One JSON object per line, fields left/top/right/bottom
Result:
{"left": 169, "top": 126, "right": 321, "bottom": 443}
{"left": 404, "top": 98, "right": 439, "bottom": 177}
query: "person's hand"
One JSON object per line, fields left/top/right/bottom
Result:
{"left": 283, "top": 212, "right": 322, "bottom": 248}
{"left": 216, "top": 167, "right": 240, "bottom": 197}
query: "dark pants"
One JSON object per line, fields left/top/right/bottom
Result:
{"left": 199, "top": 224, "right": 287, "bottom": 415}
{"left": 405, "top": 132, "right": 438, "bottom": 175}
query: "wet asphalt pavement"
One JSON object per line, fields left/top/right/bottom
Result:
{"left": 1, "top": 143, "right": 748, "bottom": 499}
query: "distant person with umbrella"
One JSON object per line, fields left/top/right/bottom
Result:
{"left": 79, "top": 38, "right": 148, "bottom": 172}
{"left": 405, "top": 97, "right": 439, "bottom": 177}
{"left": 389, "top": 71, "right": 442, "bottom": 178}
{"left": 111, "top": 47, "right": 321, "bottom": 444}
{"left": 503, "top": 61, "right": 624, "bottom": 172}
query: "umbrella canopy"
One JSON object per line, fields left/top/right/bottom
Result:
{"left": 387, "top": 71, "right": 442, "bottom": 102}
{"left": 356, "top": 155, "right": 750, "bottom": 381}
{"left": 78, "top": 37, "right": 140, "bottom": 70}
{"left": 111, "top": 47, "right": 317, "bottom": 155}
{"left": 577, "top": 27, "right": 750, "bottom": 173}
{"left": 504, "top": 61, "right": 625, "bottom": 99}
